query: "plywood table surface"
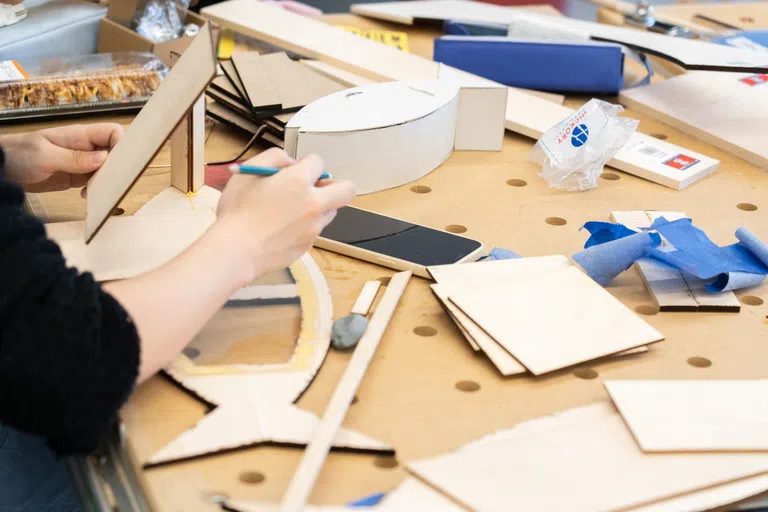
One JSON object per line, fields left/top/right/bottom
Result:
{"left": 597, "top": 1, "right": 768, "bottom": 33}
{"left": 5, "top": 12, "right": 768, "bottom": 511}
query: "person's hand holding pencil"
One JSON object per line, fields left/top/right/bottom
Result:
{"left": 216, "top": 148, "right": 356, "bottom": 278}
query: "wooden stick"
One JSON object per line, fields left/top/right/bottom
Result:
{"left": 350, "top": 280, "right": 382, "bottom": 315}
{"left": 280, "top": 271, "right": 412, "bottom": 512}
{"left": 171, "top": 95, "right": 206, "bottom": 194}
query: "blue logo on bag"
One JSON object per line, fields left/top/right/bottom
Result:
{"left": 571, "top": 124, "right": 589, "bottom": 147}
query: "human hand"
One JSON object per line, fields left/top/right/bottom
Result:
{"left": 0, "top": 123, "right": 123, "bottom": 193}
{"left": 215, "top": 148, "right": 356, "bottom": 279}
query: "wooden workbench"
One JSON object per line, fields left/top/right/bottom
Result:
{"left": 7, "top": 9, "right": 768, "bottom": 511}
{"left": 597, "top": 1, "right": 768, "bottom": 33}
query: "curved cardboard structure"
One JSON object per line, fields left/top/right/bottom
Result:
{"left": 285, "top": 80, "right": 460, "bottom": 195}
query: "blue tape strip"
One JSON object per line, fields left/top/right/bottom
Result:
{"left": 347, "top": 492, "right": 386, "bottom": 507}
{"left": 573, "top": 229, "right": 661, "bottom": 286}
{"left": 574, "top": 218, "right": 768, "bottom": 292}
{"left": 478, "top": 248, "right": 522, "bottom": 261}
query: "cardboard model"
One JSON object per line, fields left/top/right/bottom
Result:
{"left": 285, "top": 80, "right": 460, "bottom": 195}
{"left": 45, "top": 23, "right": 218, "bottom": 280}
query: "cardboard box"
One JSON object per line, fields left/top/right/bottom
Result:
{"left": 97, "top": 0, "right": 216, "bottom": 66}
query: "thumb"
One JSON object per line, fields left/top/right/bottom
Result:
{"left": 51, "top": 146, "right": 109, "bottom": 174}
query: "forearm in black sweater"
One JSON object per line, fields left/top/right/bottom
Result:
{"left": 0, "top": 148, "right": 140, "bottom": 455}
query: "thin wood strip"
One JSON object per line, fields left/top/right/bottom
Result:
{"left": 300, "top": 59, "right": 375, "bottom": 87}
{"left": 280, "top": 271, "right": 412, "bottom": 512}
{"left": 350, "top": 280, "right": 382, "bottom": 315}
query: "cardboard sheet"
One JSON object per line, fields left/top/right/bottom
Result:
{"left": 409, "top": 402, "right": 768, "bottom": 512}
{"left": 606, "top": 380, "right": 768, "bottom": 452}
{"left": 620, "top": 71, "right": 768, "bottom": 169}
{"left": 449, "top": 266, "right": 663, "bottom": 375}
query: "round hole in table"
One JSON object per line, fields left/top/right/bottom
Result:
{"left": 111, "top": 207, "right": 125, "bottom": 216}
{"left": 546, "top": 217, "right": 567, "bottom": 226}
{"left": 239, "top": 471, "right": 266, "bottom": 485}
{"left": 742, "top": 296, "right": 764, "bottom": 306}
{"left": 737, "top": 203, "right": 758, "bottom": 212}
{"left": 635, "top": 305, "right": 660, "bottom": 316}
{"left": 573, "top": 368, "right": 599, "bottom": 380}
{"left": 601, "top": 173, "right": 621, "bottom": 181}
{"left": 455, "top": 380, "right": 481, "bottom": 392}
{"left": 650, "top": 133, "right": 668, "bottom": 140}
{"left": 414, "top": 326, "right": 438, "bottom": 337}
{"left": 374, "top": 457, "right": 399, "bottom": 469}
{"left": 411, "top": 185, "right": 432, "bottom": 194}
{"left": 506, "top": 178, "right": 527, "bottom": 187}
{"left": 377, "top": 277, "right": 391, "bottom": 286}
{"left": 446, "top": 224, "right": 468, "bottom": 234}
{"left": 687, "top": 356, "right": 712, "bottom": 368}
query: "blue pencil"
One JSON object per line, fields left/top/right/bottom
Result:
{"left": 230, "top": 164, "right": 332, "bottom": 180}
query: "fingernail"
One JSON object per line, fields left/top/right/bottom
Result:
{"left": 91, "top": 151, "right": 108, "bottom": 166}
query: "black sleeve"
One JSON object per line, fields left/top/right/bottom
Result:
{"left": 0, "top": 147, "right": 140, "bottom": 455}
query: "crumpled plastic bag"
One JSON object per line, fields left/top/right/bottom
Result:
{"left": 134, "top": 0, "right": 190, "bottom": 43}
{"left": 530, "top": 99, "right": 639, "bottom": 191}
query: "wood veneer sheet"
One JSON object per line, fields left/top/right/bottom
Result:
{"left": 47, "top": 209, "right": 215, "bottom": 282}
{"left": 605, "top": 380, "right": 768, "bottom": 452}
{"left": 431, "top": 283, "right": 526, "bottom": 376}
{"left": 450, "top": 265, "right": 663, "bottom": 375}
{"left": 428, "top": 254, "right": 571, "bottom": 288}
{"left": 409, "top": 402, "right": 768, "bottom": 512}
{"left": 620, "top": 71, "right": 768, "bottom": 169}
{"left": 300, "top": 59, "right": 375, "bottom": 88}
{"left": 84, "top": 23, "right": 216, "bottom": 242}
{"left": 630, "top": 473, "right": 768, "bottom": 512}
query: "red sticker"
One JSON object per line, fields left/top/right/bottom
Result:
{"left": 663, "top": 154, "right": 700, "bottom": 171}
{"left": 741, "top": 74, "right": 768, "bottom": 86}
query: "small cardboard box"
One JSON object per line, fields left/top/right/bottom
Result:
{"left": 97, "top": 0, "right": 216, "bottom": 66}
